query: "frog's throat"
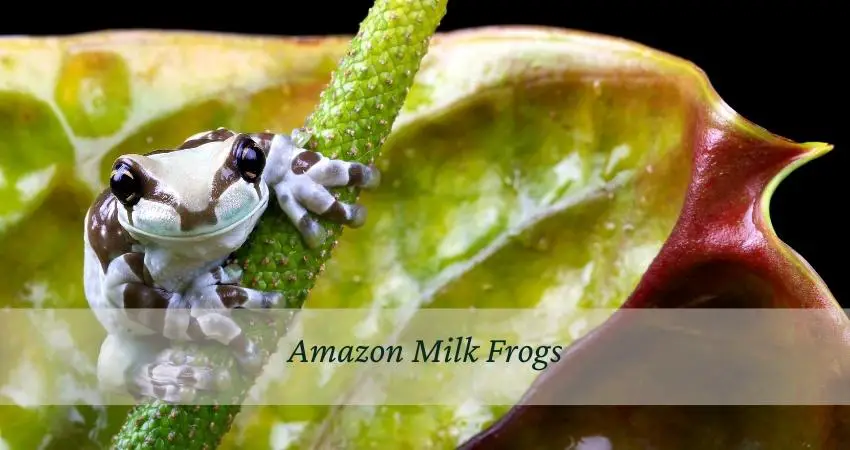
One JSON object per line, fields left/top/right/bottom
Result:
{"left": 118, "top": 191, "right": 270, "bottom": 243}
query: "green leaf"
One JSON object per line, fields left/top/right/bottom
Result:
{"left": 0, "top": 26, "right": 839, "bottom": 449}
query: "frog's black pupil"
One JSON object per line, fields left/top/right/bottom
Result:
{"left": 110, "top": 161, "right": 142, "bottom": 207}
{"left": 234, "top": 137, "right": 265, "bottom": 183}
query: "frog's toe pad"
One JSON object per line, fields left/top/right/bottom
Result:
{"left": 318, "top": 200, "right": 366, "bottom": 228}
{"left": 344, "top": 203, "right": 367, "bottom": 228}
{"left": 297, "top": 215, "right": 327, "bottom": 248}
{"left": 359, "top": 164, "right": 381, "bottom": 190}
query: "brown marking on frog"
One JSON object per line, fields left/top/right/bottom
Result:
{"left": 178, "top": 128, "right": 236, "bottom": 150}
{"left": 291, "top": 151, "right": 322, "bottom": 175}
{"left": 86, "top": 189, "right": 139, "bottom": 273}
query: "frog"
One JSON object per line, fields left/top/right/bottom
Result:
{"left": 83, "top": 127, "right": 379, "bottom": 402}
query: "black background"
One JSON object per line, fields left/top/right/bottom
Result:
{"left": 5, "top": 1, "right": 845, "bottom": 303}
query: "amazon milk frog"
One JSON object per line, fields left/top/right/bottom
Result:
{"left": 83, "top": 128, "right": 379, "bottom": 401}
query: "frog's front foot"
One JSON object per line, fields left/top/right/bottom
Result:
{"left": 180, "top": 283, "right": 281, "bottom": 375}
{"left": 272, "top": 148, "right": 381, "bottom": 248}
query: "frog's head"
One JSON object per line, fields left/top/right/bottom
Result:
{"left": 109, "top": 132, "right": 270, "bottom": 242}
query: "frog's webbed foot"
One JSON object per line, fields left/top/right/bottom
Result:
{"left": 122, "top": 305, "right": 270, "bottom": 403}
{"left": 273, "top": 148, "right": 381, "bottom": 248}
{"left": 130, "top": 351, "right": 232, "bottom": 403}
{"left": 97, "top": 334, "right": 232, "bottom": 404}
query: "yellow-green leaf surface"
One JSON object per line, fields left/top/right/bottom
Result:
{"left": 0, "top": 26, "right": 837, "bottom": 449}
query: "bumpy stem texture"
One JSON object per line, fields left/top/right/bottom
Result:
{"left": 110, "top": 1, "right": 447, "bottom": 449}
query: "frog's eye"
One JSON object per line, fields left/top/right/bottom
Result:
{"left": 110, "top": 160, "right": 143, "bottom": 207}
{"left": 232, "top": 136, "right": 266, "bottom": 183}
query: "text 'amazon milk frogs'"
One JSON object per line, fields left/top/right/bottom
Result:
{"left": 83, "top": 128, "right": 379, "bottom": 401}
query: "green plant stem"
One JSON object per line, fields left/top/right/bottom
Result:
{"left": 110, "top": 0, "right": 447, "bottom": 448}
